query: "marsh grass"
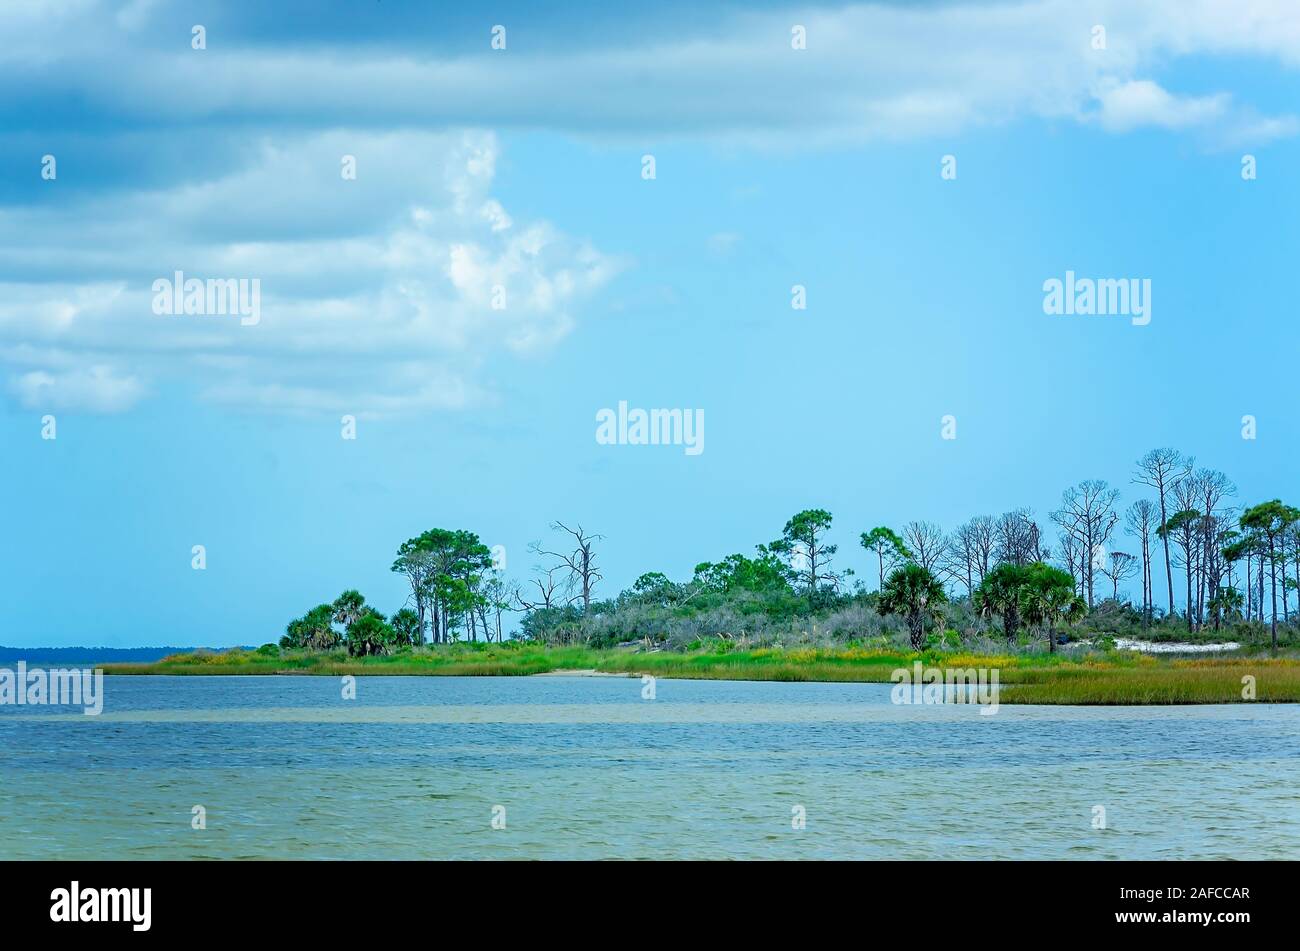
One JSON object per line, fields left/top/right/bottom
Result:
{"left": 995, "top": 658, "right": 1300, "bottom": 704}
{"left": 99, "top": 643, "right": 1300, "bottom": 703}
{"left": 105, "top": 645, "right": 599, "bottom": 677}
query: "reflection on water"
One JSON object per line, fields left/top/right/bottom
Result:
{"left": 1, "top": 675, "right": 1297, "bottom": 859}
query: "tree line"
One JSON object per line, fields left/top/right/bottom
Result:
{"left": 853, "top": 448, "right": 1298, "bottom": 649}
{"left": 281, "top": 446, "right": 1298, "bottom": 654}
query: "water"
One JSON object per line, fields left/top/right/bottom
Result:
{"left": 2, "top": 675, "right": 1297, "bottom": 859}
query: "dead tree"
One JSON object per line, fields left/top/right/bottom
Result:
{"left": 535, "top": 522, "right": 604, "bottom": 613}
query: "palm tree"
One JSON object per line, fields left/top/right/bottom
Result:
{"left": 282, "top": 618, "right": 307, "bottom": 650}
{"left": 332, "top": 589, "right": 367, "bottom": 630}
{"left": 1207, "top": 587, "right": 1243, "bottom": 629}
{"left": 389, "top": 607, "right": 421, "bottom": 646}
{"left": 972, "top": 563, "right": 1030, "bottom": 642}
{"left": 877, "top": 563, "right": 948, "bottom": 651}
{"left": 1018, "top": 563, "right": 1086, "bottom": 654}
{"left": 346, "top": 610, "right": 396, "bottom": 657}
{"left": 281, "top": 603, "right": 339, "bottom": 650}
{"left": 1221, "top": 534, "right": 1246, "bottom": 607}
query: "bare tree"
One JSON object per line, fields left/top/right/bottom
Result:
{"left": 1052, "top": 480, "right": 1121, "bottom": 608}
{"left": 1099, "top": 551, "right": 1139, "bottom": 603}
{"left": 949, "top": 516, "right": 996, "bottom": 596}
{"left": 1125, "top": 499, "right": 1159, "bottom": 624}
{"left": 1133, "top": 448, "right": 1192, "bottom": 619}
{"left": 1058, "top": 531, "right": 1084, "bottom": 598}
{"left": 993, "top": 509, "right": 1047, "bottom": 566}
{"left": 516, "top": 563, "right": 573, "bottom": 612}
{"left": 948, "top": 521, "right": 981, "bottom": 596}
{"left": 969, "top": 515, "right": 996, "bottom": 577}
{"left": 902, "top": 521, "right": 951, "bottom": 580}
{"left": 534, "top": 522, "right": 604, "bottom": 612}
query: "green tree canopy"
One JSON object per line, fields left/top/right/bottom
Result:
{"left": 692, "top": 548, "right": 793, "bottom": 595}
{"left": 1240, "top": 500, "right": 1300, "bottom": 648}
{"left": 860, "top": 526, "right": 912, "bottom": 591}
{"left": 1017, "top": 562, "right": 1086, "bottom": 653}
{"left": 282, "top": 603, "right": 338, "bottom": 650}
{"left": 389, "top": 607, "right": 421, "bottom": 646}
{"left": 332, "top": 590, "right": 367, "bottom": 629}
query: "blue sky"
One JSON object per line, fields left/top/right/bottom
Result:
{"left": 2, "top": 0, "right": 1298, "bottom": 646}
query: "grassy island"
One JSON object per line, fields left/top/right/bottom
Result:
{"left": 107, "top": 456, "right": 1300, "bottom": 706}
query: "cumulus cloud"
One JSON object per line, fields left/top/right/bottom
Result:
{"left": 0, "top": 131, "right": 620, "bottom": 414}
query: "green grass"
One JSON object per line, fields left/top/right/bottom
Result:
{"left": 99, "top": 644, "right": 1300, "bottom": 704}
{"left": 104, "top": 644, "right": 602, "bottom": 677}
{"left": 992, "top": 658, "right": 1300, "bottom": 704}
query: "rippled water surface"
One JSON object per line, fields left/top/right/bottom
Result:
{"left": 2, "top": 675, "right": 1297, "bottom": 859}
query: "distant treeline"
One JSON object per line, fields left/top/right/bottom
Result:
{"left": 0, "top": 646, "right": 233, "bottom": 665}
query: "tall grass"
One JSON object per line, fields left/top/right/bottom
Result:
{"left": 995, "top": 657, "right": 1300, "bottom": 704}
{"left": 100, "top": 643, "right": 1300, "bottom": 703}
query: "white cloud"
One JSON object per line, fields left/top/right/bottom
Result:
{"left": 1221, "top": 111, "right": 1300, "bottom": 147}
{"left": 114, "top": 0, "right": 159, "bottom": 32}
{"left": 4, "top": 1, "right": 1295, "bottom": 147}
{"left": 1093, "top": 80, "right": 1228, "bottom": 132}
{"left": 10, "top": 364, "right": 144, "bottom": 413}
{"left": 0, "top": 131, "right": 620, "bottom": 414}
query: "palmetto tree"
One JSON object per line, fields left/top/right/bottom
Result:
{"left": 282, "top": 603, "right": 338, "bottom": 650}
{"left": 877, "top": 563, "right": 948, "bottom": 651}
{"left": 345, "top": 610, "right": 397, "bottom": 657}
{"left": 1224, "top": 531, "right": 1266, "bottom": 622}
{"left": 332, "top": 589, "right": 367, "bottom": 630}
{"left": 389, "top": 608, "right": 421, "bottom": 646}
{"left": 1017, "top": 563, "right": 1086, "bottom": 654}
{"left": 1207, "top": 587, "right": 1243, "bottom": 629}
{"left": 972, "top": 563, "right": 1030, "bottom": 642}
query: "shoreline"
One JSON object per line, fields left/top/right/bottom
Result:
{"left": 90, "top": 644, "right": 1300, "bottom": 705}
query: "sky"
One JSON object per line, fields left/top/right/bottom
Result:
{"left": 2, "top": 0, "right": 1298, "bottom": 647}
